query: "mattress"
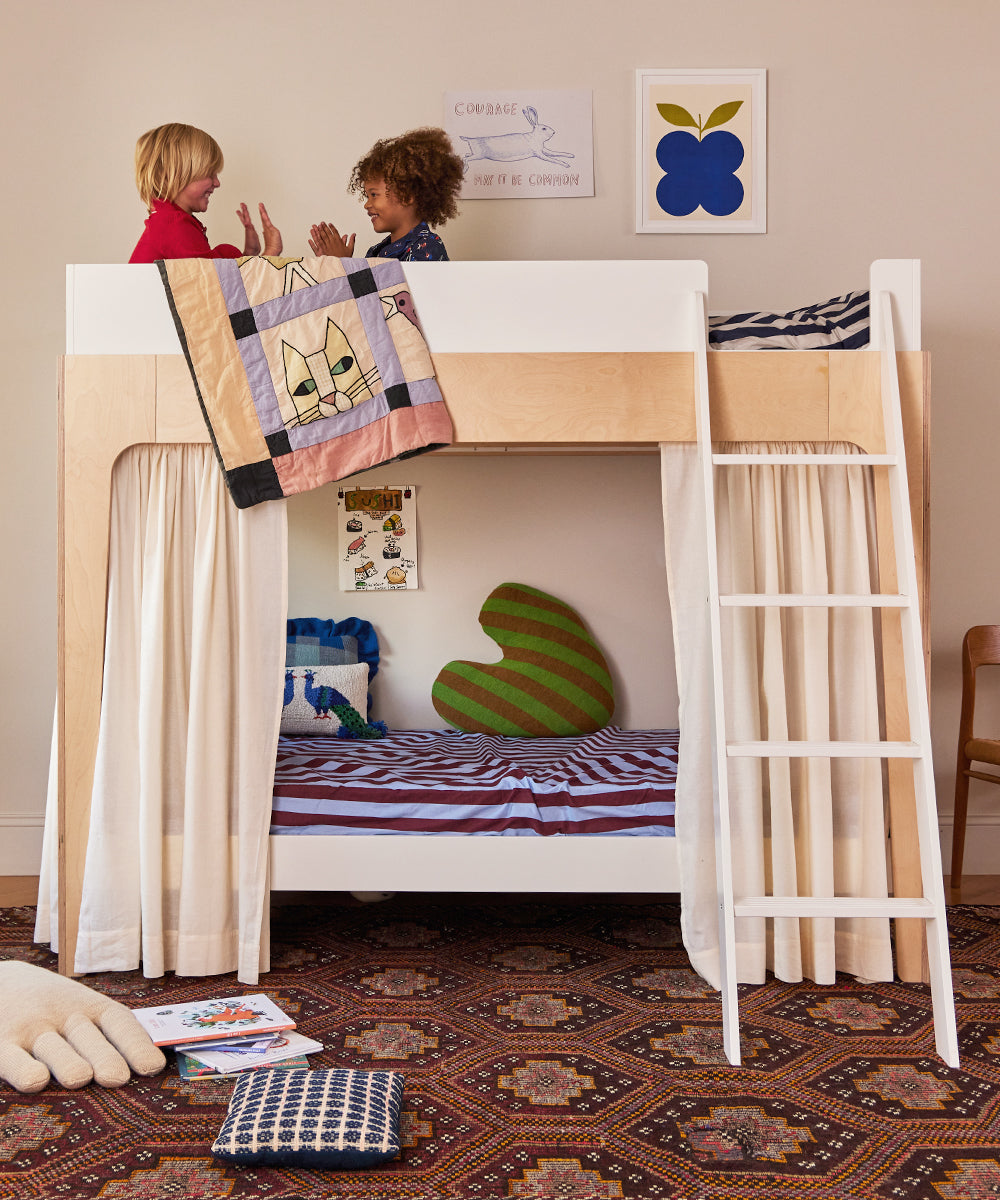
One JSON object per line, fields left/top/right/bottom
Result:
{"left": 270, "top": 726, "right": 678, "bottom": 837}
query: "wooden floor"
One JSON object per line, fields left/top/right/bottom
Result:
{"left": 2, "top": 877, "right": 999, "bottom": 908}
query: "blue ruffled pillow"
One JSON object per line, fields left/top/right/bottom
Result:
{"left": 211, "top": 1067, "right": 404, "bottom": 1168}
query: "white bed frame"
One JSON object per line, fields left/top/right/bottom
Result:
{"left": 59, "top": 258, "right": 930, "bottom": 980}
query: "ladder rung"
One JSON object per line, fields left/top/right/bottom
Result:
{"left": 719, "top": 593, "right": 909, "bottom": 608}
{"left": 734, "top": 896, "right": 936, "bottom": 920}
{"left": 726, "top": 740, "right": 922, "bottom": 758}
{"left": 713, "top": 453, "right": 898, "bottom": 466}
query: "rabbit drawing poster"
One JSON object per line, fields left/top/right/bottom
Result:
{"left": 444, "top": 89, "right": 594, "bottom": 199}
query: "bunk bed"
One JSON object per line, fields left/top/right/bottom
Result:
{"left": 53, "top": 258, "right": 933, "bottom": 1012}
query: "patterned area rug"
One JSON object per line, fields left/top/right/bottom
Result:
{"left": 2, "top": 898, "right": 999, "bottom": 1199}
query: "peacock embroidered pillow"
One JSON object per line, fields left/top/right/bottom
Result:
{"left": 281, "top": 662, "right": 370, "bottom": 736}
{"left": 211, "top": 1067, "right": 404, "bottom": 1168}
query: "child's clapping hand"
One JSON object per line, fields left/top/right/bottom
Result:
{"left": 238, "top": 202, "right": 283, "bottom": 256}
{"left": 308, "top": 221, "right": 356, "bottom": 257}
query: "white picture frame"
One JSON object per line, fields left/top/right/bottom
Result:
{"left": 635, "top": 68, "right": 767, "bottom": 234}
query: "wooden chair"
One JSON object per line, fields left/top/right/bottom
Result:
{"left": 952, "top": 625, "right": 1000, "bottom": 888}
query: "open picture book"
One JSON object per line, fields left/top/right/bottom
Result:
{"left": 131, "top": 993, "right": 296, "bottom": 1047}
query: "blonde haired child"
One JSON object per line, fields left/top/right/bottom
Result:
{"left": 309, "top": 127, "right": 463, "bottom": 261}
{"left": 129, "top": 123, "right": 281, "bottom": 263}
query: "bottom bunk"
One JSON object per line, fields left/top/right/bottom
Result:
{"left": 267, "top": 726, "right": 681, "bottom": 893}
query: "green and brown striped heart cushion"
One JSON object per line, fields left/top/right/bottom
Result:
{"left": 431, "top": 583, "right": 615, "bottom": 736}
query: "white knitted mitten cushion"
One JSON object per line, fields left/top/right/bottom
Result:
{"left": 0, "top": 961, "right": 166, "bottom": 1092}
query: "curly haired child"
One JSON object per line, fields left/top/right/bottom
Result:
{"left": 129, "top": 123, "right": 281, "bottom": 263}
{"left": 308, "top": 127, "right": 463, "bottom": 261}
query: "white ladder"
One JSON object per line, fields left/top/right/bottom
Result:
{"left": 692, "top": 290, "right": 959, "bottom": 1068}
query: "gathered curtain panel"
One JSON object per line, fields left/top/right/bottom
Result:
{"left": 662, "top": 442, "right": 893, "bottom": 989}
{"left": 35, "top": 444, "right": 287, "bottom": 984}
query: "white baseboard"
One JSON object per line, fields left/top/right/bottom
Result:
{"left": 0, "top": 818, "right": 44, "bottom": 876}
{"left": 937, "top": 815, "right": 1000, "bottom": 877}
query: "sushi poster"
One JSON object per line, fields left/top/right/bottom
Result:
{"left": 338, "top": 483, "right": 418, "bottom": 591}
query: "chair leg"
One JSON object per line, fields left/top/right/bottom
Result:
{"left": 951, "top": 756, "right": 971, "bottom": 890}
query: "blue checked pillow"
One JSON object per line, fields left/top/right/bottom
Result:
{"left": 211, "top": 1067, "right": 404, "bottom": 1168}
{"left": 286, "top": 618, "right": 380, "bottom": 678}
{"left": 286, "top": 633, "right": 359, "bottom": 667}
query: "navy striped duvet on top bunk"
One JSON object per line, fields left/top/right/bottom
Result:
{"left": 270, "top": 726, "right": 678, "bottom": 837}
{"left": 709, "top": 290, "right": 869, "bottom": 351}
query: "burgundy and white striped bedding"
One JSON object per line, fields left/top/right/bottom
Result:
{"left": 270, "top": 726, "right": 678, "bottom": 837}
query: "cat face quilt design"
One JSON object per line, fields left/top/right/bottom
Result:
{"left": 158, "top": 256, "right": 453, "bottom": 508}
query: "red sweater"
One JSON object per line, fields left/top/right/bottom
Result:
{"left": 129, "top": 199, "right": 242, "bottom": 263}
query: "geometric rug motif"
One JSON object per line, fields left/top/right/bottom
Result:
{"left": 2, "top": 900, "right": 1000, "bottom": 1198}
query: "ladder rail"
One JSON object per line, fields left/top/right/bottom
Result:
{"left": 694, "top": 285, "right": 958, "bottom": 1068}
{"left": 875, "top": 292, "right": 959, "bottom": 1066}
{"left": 692, "top": 289, "right": 742, "bottom": 1066}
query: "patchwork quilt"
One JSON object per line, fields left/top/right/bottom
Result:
{"left": 158, "top": 256, "right": 453, "bottom": 508}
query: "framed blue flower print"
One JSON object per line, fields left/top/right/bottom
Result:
{"left": 636, "top": 68, "right": 766, "bottom": 234}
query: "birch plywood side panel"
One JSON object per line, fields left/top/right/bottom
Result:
{"left": 435, "top": 351, "right": 844, "bottom": 446}
{"left": 708, "top": 353, "right": 832, "bottom": 442}
{"left": 829, "top": 350, "right": 929, "bottom": 982}
{"left": 432, "top": 352, "right": 695, "bottom": 443}
{"left": 59, "top": 357, "right": 156, "bottom": 976}
{"left": 898, "top": 352, "right": 931, "bottom": 647}
{"left": 144, "top": 349, "right": 882, "bottom": 450}
{"left": 155, "top": 356, "right": 209, "bottom": 443}
{"left": 828, "top": 352, "right": 928, "bottom": 628}
{"left": 884, "top": 352, "right": 930, "bottom": 983}
{"left": 829, "top": 352, "right": 886, "bottom": 451}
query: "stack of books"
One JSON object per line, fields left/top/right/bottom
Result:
{"left": 131, "top": 993, "right": 322, "bottom": 1081}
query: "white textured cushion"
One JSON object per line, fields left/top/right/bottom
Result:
{"left": 211, "top": 1067, "right": 403, "bottom": 1167}
{"left": 280, "top": 662, "right": 369, "bottom": 735}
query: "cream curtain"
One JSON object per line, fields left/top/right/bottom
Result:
{"left": 662, "top": 442, "right": 893, "bottom": 989}
{"left": 38, "top": 444, "right": 287, "bottom": 984}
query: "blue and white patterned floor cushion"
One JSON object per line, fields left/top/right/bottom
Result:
{"left": 212, "top": 1067, "right": 404, "bottom": 1168}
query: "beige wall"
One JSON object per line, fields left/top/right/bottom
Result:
{"left": 3, "top": 0, "right": 999, "bottom": 870}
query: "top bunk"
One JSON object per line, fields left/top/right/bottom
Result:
{"left": 62, "top": 258, "right": 926, "bottom": 454}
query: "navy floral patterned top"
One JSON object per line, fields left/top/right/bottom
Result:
{"left": 366, "top": 221, "right": 449, "bottom": 262}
